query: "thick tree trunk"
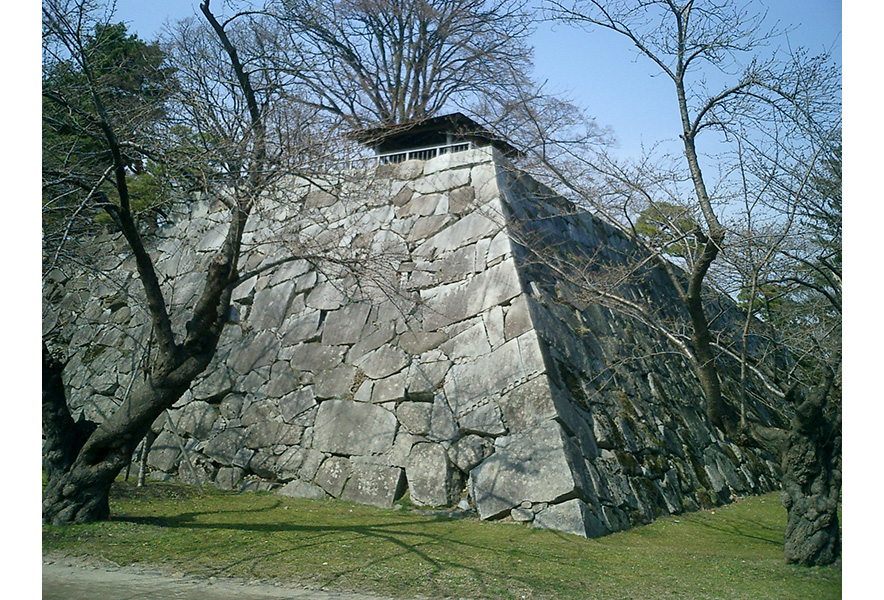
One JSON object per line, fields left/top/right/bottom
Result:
{"left": 41, "top": 337, "right": 219, "bottom": 525}
{"left": 781, "top": 377, "right": 841, "bottom": 566}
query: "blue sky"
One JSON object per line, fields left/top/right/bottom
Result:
{"left": 112, "top": 0, "right": 842, "bottom": 159}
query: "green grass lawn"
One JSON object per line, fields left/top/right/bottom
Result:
{"left": 42, "top": 482, "right": 840, "bottom": 600}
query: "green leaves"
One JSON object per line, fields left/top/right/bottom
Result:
{"left": 634, "top": 201, "right": 699, "bottom": 259}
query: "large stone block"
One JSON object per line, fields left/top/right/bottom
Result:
{"left": 202, "top": 428, "right": 245, "bottom": 467}
{"left": 340, "top": 463, "right": 406, "bottom": 508}
{"left": 147, "top": 430, "right": 182, "bottom": 473}
{"left": 321, "top": 303, "right": 371, "bottom": 346}
{"left": 532, "top": 499, "right": 609, "bottom": 538}
{"left": 312, "top": 399, "right": 398, "bottom": 456}
{"left": 420, "top": 259, "right": 522, "bottom": 330}
{"left": 289, "top": 343, "right": 346, "bottom": 372}
{"left": 353, "top": 344, "right": 409, "bottom": 380}
{"left": 249, "top": 281, "right": 295, "bottom": 330}
{"left": 314, "top": 456, "right": 352, "bottom": 497}
{"left": 169, "top": 400, "right": 217, "bottom": 440}
{"left": 443, "top": 331, "right": 546, "bottom": 417}
{"left": 497, "top": 375, "right": 558, "bottom": 433}
{"left": 470, "top": 421, "right": 586, "bottom": 520}
{"left": 277, "top": 479, "right": 328, "bottom": 500}
{"left": 406, "top": 442, "right": 463, "bottom": 507}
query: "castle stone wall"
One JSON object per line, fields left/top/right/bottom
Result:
{"left": 43, "top": 147, "right": 783, "bottom": 536}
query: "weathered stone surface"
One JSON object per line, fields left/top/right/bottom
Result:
{"left": 420, "top": 259, "right": 522, "bottom": 330}
{"left": 262, "top": 362, "right": 301, "bottom": 397}
{"left": 398, "top": 331, "right": 448, "bottom": 355}
{"left": 249, "top": 450, "right": 279, "bottom": 479}
{"left": 312, "top": 400, "right": 398, "bottom": 456}
{"left": 440, "top": 320, "right": 491, "bottom": 362}
{"left": 533, "top": 499, "right": 608, "bottom": 538}
{"left": 277, "top": 479, "right": 328, "bottom": 499}
{"left": 202, "top": 428, "right": 245, "bottom": 467}
{"left": 353, "top": 344, "right": 409, "bottom": 380}
{"left": 314, "top": 364, "right": 358, "bottom": 399}
{"left": 274, "top": 447, "right": 306, "bottom": 481}
{"left": 443, "top": 331, "right": 546, "bottom": 417}
{"left": 314, "top": 456, "right": 352, "bottom": 497}
{"left": 170, "top": 401, "right": 217, "bottom": 440}
{"left": 280, "top": 310, "right": 322, "bottom": 346}
{"left": 147, "top": 430, "right": 182, "bottom": 473}
{"left": 470, "top": 422, "right": 585, "bottom": 520}
{"left": 406, "top": 442, "right": 463, "bottom": 507}
{"left": 289, "top": 343, "right": 346, "bottom": 372}
{"left": 228, "top": 331, "right": 280, "bottom": 375}
{"left": 305, "top": 282, "right": 346, "bottom": 310}
{"left": 427, "top": 394, "right": 459, "bottom": 442}
{"left": 497, "top": 375, "right": 558, "bottom": 433}
{"left": 396, "top": 402, "right": 433, "bottom": 436}
{"left": 241, "top": 399, "right": 280, "bottom": 427}
{"left": 321, "top": 303, "right": 371, "bottom": 346}
{"left": 192, "top": 368, "right": 234, "bottom": 402}
{"left": 370, "top": 371, "right": 407, "bottom": 403}
{"left": 404, "top": 352, "right": 451, "bottom": 399}
{"left": 447, "top": 434, "right": 494, "bottom": 473}
{"left": 250, "top": 281, "right": 295, "bottom": 330}
{"left": 340, "top": 463, "right": 406, "bottom": 508}
{"left": 215, "top": 466, "right": 245, "bottom": 490}
{"left": 244, "top": 421, "right": 303, "bottom": 449}
{"left": 280, "top": 387, "right": 317, "bottom": 423}
{"left": 457, "top": 401, "right": 507, "bottom": 436}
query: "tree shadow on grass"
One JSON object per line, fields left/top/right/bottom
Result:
{"left": 111, "top": 502, "right": 576, "bottom": 598}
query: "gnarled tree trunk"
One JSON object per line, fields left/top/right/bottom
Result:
{"left": 781, "top": 375, "right": 841, "bottom": 566}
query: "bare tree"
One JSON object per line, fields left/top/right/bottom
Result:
{"left": 41, "top": 0, "right": 313, "bottom": 525}
{"left": 271, "top": 0, "right": 535, "bottom": 126}
{"left": 507, "top": 0, "right": 842, "bottom": 565}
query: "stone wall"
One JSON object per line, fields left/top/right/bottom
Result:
{"left": 43, "top": 146, "right": 784, "bottom": 537}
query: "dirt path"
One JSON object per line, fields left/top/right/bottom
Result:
{"left": 42, "top": 555, "right": 402, "bottom": 600}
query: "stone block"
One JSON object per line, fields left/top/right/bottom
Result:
{"left": 353, "top": 344, "right": 409, "bottom": 380}
{"left": 202, "top": 428, "right": 245, "bottom": 467}
{"left": 274, "top": 447, "right": 306, "bottom": 481}
{"left": 371, "top": 371, "right": 407, "bottom": 403}
{"left": 262, "top": 362, "right": 301, "bottom": 397}
{"left": 420, "top": 259, "right": 522, "bottom": 330}
{"left": 443, "top": 331, "right": 546, "bottom": 418}
{"left": 289, "top": 343, "right": 346, "bottom": 372}
{"left": 396, "top": 402, "right": 434, "bottom": 436}
{"left": 457, "top": 400, "right": 507, "bottom": 436}
{"left": 249, "top": 281, "right": 295, "bottom": 330}
{"left": 406, "top": 442, "right": 463, "bottom": 507}
{"left": 497, "top": 375, "right": 558, "bottom": 433}
{"left": 428, "top": 394, "right": 459, "bottom": 441}
{"left": 447, "top": 434, "right": 494, "bottom": 473}
{"left": 277, "top": 479, "right": 328, "bottom": 500}
{"left": 147, "top": 430, "right": 182, "bottom": 473}
{"left": 215, "top": 466, "right": 245, "bottom": 490}
{"left": 280, "top": 310, "right": 322, "bottom": 346}
{"left": 314, "top": 364, "right": 358, "bottom": 399}
{"left": 312, "top": 399, "right": 398, "bottom": 456}
{"left": 241, "top": 398, "right": 280, "bottom": 427}
{"left": 470, "top": 421, "right": 586, "bottom": 520}
{"left": 398, "top": 331, "right": 449, "bottom": 355}
{"left": 321, "top": 303, "right": 372, "bottom": 346}
{"left": 228, "top": 331, "right": 280, "bottom": 375}
{"left": 314, "top": 456, "right": 352, "bottom": 497}
{"left": 532, "top": 499, "right": 609, "bottom": 538}
{"left": 341, "top": 463, "right": 406, "bottom": 508}
{"left": 280, "top": 387, "right": 317, "bottom": 423}
{"left": 244, "top": 421, "right": 303, "bottom": 449}
{"left": 305, "top": 282, "right": 346, "bottom": 310}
